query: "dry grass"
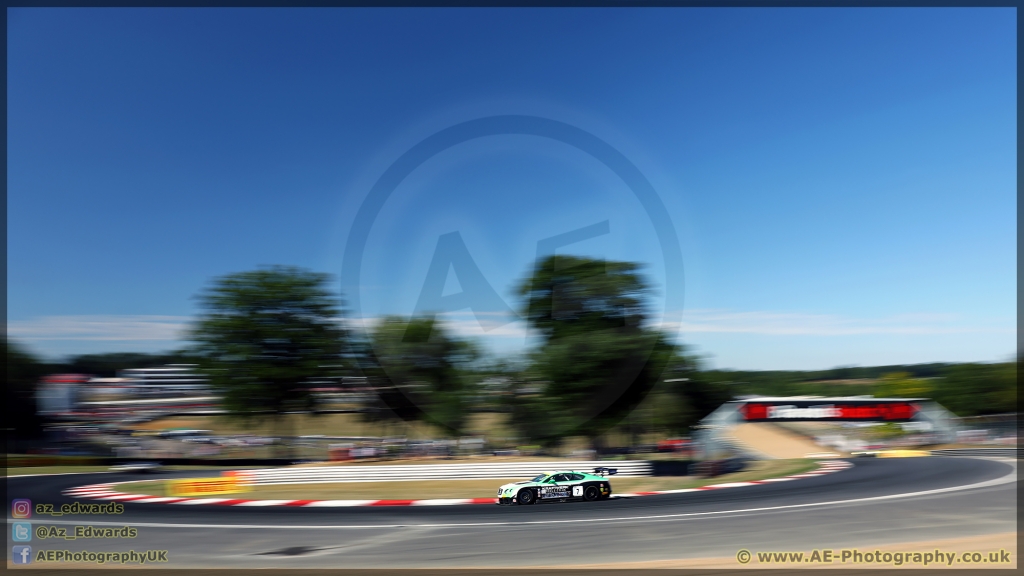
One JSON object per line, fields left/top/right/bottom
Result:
{"left": 728, "top": 423, "right": 838, "bottom": 459}
{"left": 115, "top": 458, "right": 819, "bottom": 500}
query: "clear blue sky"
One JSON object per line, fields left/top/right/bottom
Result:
{"left": 7, "top": 8, "right": 1017, "bottom": 369}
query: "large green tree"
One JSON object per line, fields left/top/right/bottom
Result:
{"left": 649, "top": 349, "right": 733, "bottom": 436}
{"left": 930, "top": 362, "right": 1016, "bottom": 416}
{"left": 514, "top": 255, "right": 676, "bottom": 447}
{"left": 188, "top": 266, "right": 348, "bottom": 456}
{"left": 368, "top": 316, "right": 479, "bottom": 436}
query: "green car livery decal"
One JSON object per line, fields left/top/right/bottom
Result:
{"left": 497, "top": 468, "right": 616, "bottom": 505}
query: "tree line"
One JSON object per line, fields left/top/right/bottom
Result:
{"left": 6, "top": 259, "right": 1017, "bottom": 445}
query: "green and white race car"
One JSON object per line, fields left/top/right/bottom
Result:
{"left": 497, "top": 468, "right": 616, "bottom": 505}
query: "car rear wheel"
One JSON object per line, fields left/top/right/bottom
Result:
{"left": 517, "top": 488, "right": 536, "bottom": 505}
{"left": 584, "top": 486, "right": 600, "bottom": 501}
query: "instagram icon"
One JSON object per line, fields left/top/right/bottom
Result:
{"left": 12, "top": 499, "right": 32, "bottom": 518}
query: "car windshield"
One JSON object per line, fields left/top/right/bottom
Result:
{"left": 531, "top": 474, "right": 548, "bottom": 482}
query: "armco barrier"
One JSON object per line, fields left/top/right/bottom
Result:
{"left": 240, "top": 460, "right": 653, "bottom": 485}
{"left": 931, "top": 448, "right": 1020, "bottom": 459}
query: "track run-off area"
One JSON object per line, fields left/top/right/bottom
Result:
{"left": 6, "top": 456, "right": 1016, "bottom": 568}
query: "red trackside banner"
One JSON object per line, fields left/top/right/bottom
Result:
{"left": 739, "top": 400, "right": 919, "bottom": 422}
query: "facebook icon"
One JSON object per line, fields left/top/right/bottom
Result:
{"left": 13, "top": 545, "right": 32, "bottom": 565}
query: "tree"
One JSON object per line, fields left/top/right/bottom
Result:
{"left": 515, "top": 255, "right": 676, "bottom": 448}
{"left": 348, "top": 337, "right": 420, "bottom": 438}
{"left": 188, "top": 266, "right": 348, "bottom": 457}
{"left": 60, "top": 351, "right": 198, "bottom": 378}
{"left": 367, "top": 316, "right": 479, "bottom": 436}
{"left": 874, "top": 372, "right": 933, "bottom": 399}
{"left": 653, "top": 349, "right": 732, "bottom": 436}
{"left": 930, "top": 362, "right": 1016, "bottom": 417}
{"left": 5, "top": 339, "right": 47, "bottom": 440}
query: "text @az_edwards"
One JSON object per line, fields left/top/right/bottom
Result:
{"left": 736, "top": 548, "right": 1013, "bottom": 567}
{"left": 34, "top": 525, "right": 138, "bottom": 540}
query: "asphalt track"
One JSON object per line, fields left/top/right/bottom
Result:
{"left": 6, "top": 456, "right": 1016, "bottom": 568}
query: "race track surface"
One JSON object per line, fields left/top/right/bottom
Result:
{"left": 6, "top": 456, "right": 1016, "bottom": 568}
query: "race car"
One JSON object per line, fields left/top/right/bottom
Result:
{"left": 497, "top": 468, "right": 616, "bottom": 505}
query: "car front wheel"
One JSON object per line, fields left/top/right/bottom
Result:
{"left": 517, "top": 489, "right": 536, "bottom": 505}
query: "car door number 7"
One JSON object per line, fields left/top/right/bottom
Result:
{"left": 572, "top": 485, "right": 583, "bottom": 497}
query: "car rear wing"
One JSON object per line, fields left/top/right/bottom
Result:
{"left": 593, "top": 467, "right": 618, "bottom": 476}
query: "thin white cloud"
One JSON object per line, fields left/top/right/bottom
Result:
{"left": 440, "top": 318, "right": 529, "bottom": 339}
{"left": 10, "top": 309, "right": 1011, "bottom": 349}
{"left": 7, "top": 315, "right": 190, "bottom": 341}
{"left": 657, "top": 309, "right": 1015, "bottom": 336}
{"left": 347, "top": 311, "right": 528, "bottom": 339}
{"left": 353, "top": 308, "right": 1016, "bottom": 340}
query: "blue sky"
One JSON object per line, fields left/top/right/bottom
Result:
{"left": 7, "top": 8, "right": 1017, "bottom": 369}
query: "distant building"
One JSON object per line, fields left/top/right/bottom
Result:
{"left": 36, "top": 374, "right": 89, "bottom": 417}
{"left": 119, "top": 365, "right": 209, "bottom": 394}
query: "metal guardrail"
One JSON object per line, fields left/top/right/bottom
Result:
{"left": 239, "top": 460, "right": 653, "bottom": 485}
{"left": 931, "top": 448, "right": 1020, "bottom": 458}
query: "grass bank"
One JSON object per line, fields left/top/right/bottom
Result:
{"left": 115, "top": 458, "right": 821, "bottom": 500}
